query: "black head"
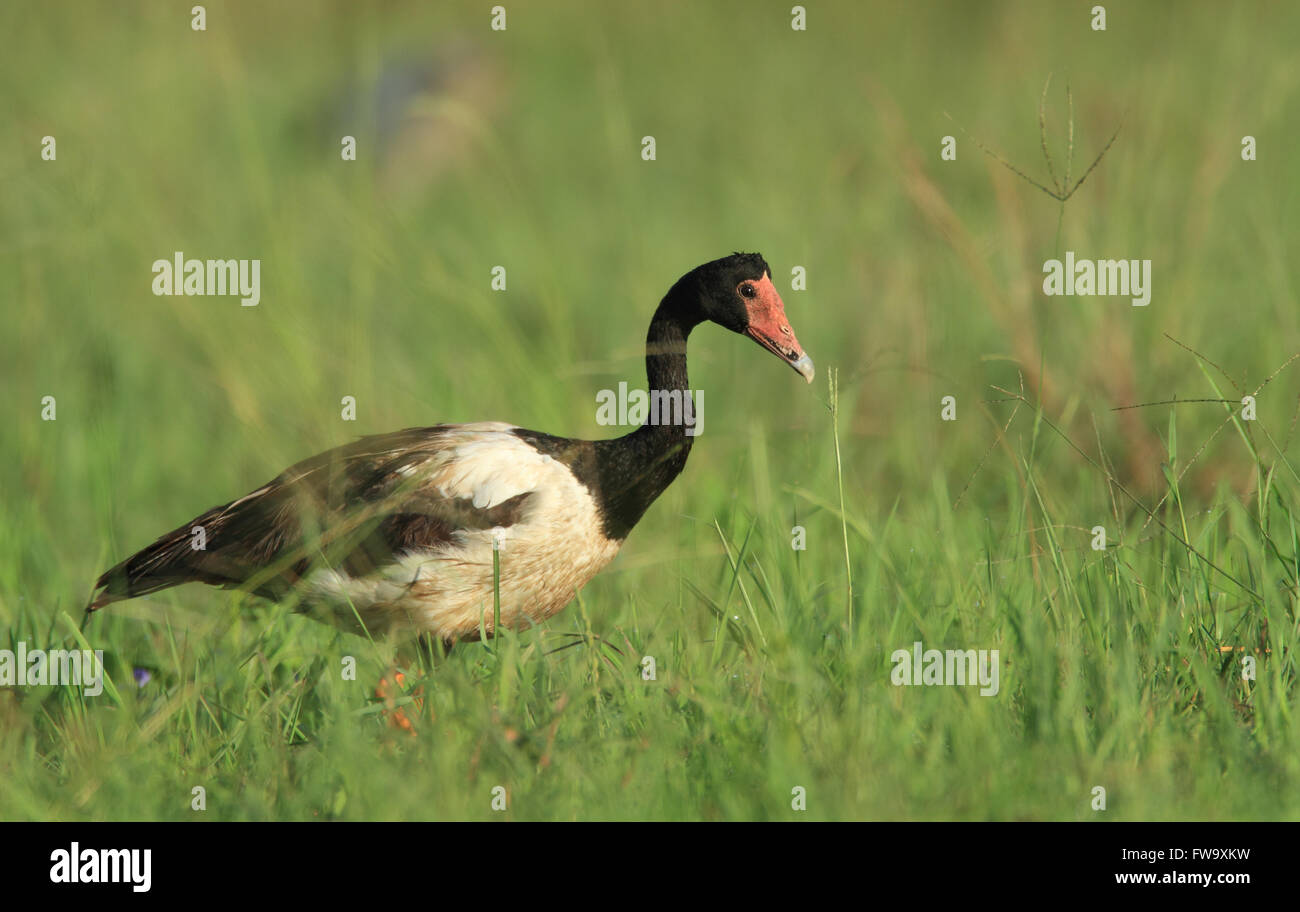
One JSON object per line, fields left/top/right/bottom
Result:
{"left": 671, "top": 252, "right": 814, "bottom": 382}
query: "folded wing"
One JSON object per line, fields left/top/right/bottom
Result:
{"left": 87, "top": 423, "right": 535, "bottom": 610}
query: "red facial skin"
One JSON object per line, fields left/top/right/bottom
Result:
{"left": 741, "top": 273, "right": 814, "bottom": 382}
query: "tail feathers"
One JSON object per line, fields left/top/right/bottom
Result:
{"left": 86, "top": 562, "right": 194, "bottom": 612}
{"left": 86, "top": 587, "right": 123, "bottom": 612}
{"left": 85, "top": 516, "right": 234, "bottom": 612}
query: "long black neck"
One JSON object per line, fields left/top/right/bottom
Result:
{"left": 589, "top": 290, "right": 701, "bottom": 539}
{"left": 511, "top": 286, "right": 704, "bottom": 541}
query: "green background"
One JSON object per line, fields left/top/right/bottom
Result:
{"left": 2, "top": 1, "right": 1297, "bottom": 819}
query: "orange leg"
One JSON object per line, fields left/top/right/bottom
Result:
{"left": 375, "top": 669, "right": 426, "bottom": 735}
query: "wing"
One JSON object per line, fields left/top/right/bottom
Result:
{"left": 87, "top": 423, "right": 536, "bottom": 610}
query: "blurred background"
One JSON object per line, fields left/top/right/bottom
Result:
{"left": 1, "top": 1, "right": 1298, "bottom": 820}
{"left": 5, "top": 2, "right": 1296, "bottom": 559}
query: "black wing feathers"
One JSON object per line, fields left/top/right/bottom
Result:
{"left": 87, "top": 426, "right": 530, "bottom": 610}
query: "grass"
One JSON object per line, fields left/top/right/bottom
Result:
{"left": 2, "top": 0, "right": 1298, "bottom": 820}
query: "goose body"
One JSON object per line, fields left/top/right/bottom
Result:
{"left": 87, "top": 253, "right": 813, "bottom": 643}
{"left": 277, "top": 422, "right": 623, "bottom": 640}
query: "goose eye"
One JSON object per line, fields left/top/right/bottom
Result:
{"left": 740, "top": 283, "right": 757, "bottom": 299}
